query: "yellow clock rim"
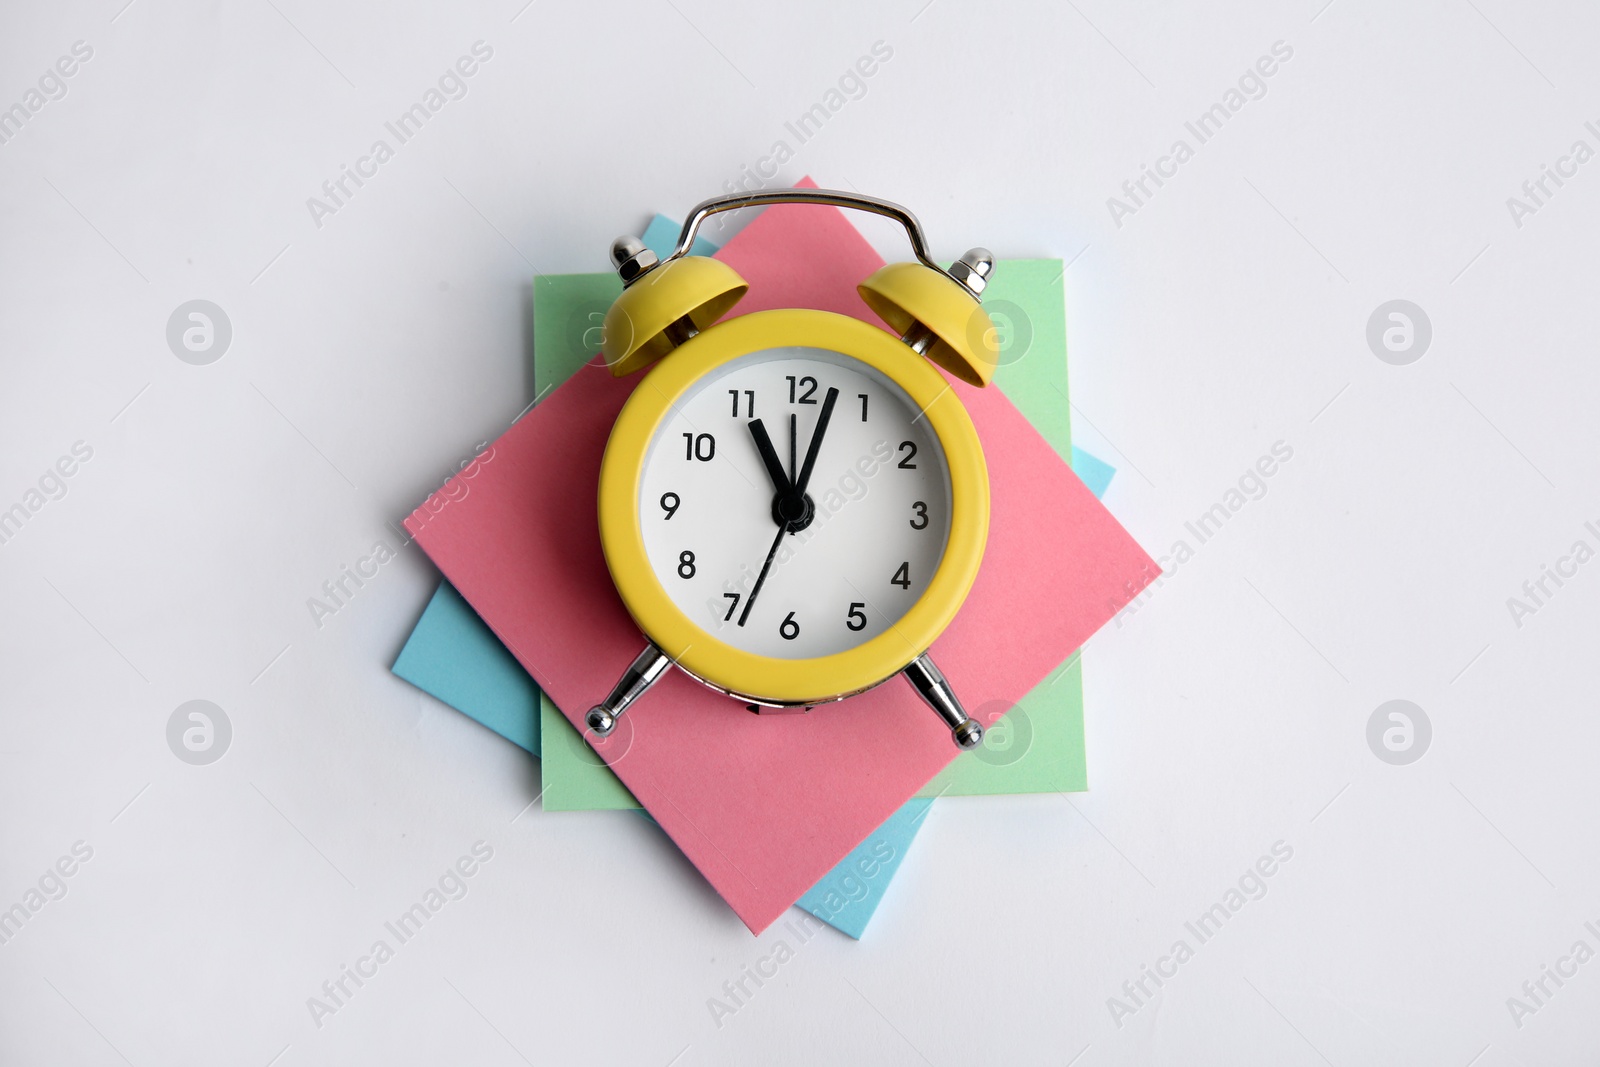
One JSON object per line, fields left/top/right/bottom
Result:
{"left": 597, "top": 308, "right": 990, "bottom": 705}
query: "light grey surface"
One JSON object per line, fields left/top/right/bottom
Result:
{"left": 2, "top": 1, "right": 1596, "bottom": 1063}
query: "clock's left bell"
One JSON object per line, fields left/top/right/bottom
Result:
{"left": 600, "top": 237, "right": 748, "bottom": 377}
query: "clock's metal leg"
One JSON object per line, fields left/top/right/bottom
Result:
{"left": 585, "top": 644, "right": 672, "bottom": 737}
{"left": 903, "top": 652, "right": 984, "bottom": 750}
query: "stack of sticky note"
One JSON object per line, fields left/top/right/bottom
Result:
{"left": 393, "top": 182, "right": 1156, "bottom": 937}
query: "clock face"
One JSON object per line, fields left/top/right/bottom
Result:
{"left": 638, "top": 345, "right": 952, "bottom": 661}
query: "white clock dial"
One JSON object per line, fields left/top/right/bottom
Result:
{"left": 638, "top": 346, "right": 952, "bottom": 660}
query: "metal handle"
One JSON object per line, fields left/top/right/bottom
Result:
{"left": 670, "top": 189, "right": 943, "bottom": 275}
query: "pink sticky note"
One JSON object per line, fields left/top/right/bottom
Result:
{"left": 407, "top": 185, "right": 1158, "bottom": 933}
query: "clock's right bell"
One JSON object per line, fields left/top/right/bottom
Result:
{"left": 858, "top": 248, "right": 1000, "bottom": 387}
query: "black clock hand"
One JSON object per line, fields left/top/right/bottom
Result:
{"left": 740, "top": 390, "right": 838, "bottom": 628}
{"left": 739, "top": 417, "right": 798, "bottom": 627}
{"left": 737, "top": 523, "right": 788, "bottom": 627}
{"left": 792, "top": 387, "right": 840, "bottom": 498}
{"left": 788, "top": 413, "right": 797, "bottom": 486}
{"left": 746, "top": 419, "right": 792, "bottom": 498}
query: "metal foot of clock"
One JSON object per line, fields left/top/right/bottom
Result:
{"left": 902, "top": 653, "right": 984, "bottom": 749}
{"left": 585, "top": 646, "right": 984, "bottom": 750}
{"left": 584, "top": 644, "right": 672, "bottom": 737}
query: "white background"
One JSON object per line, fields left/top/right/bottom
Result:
{"left": 2, "top": 0, "right": 1597, "bottom": 1064}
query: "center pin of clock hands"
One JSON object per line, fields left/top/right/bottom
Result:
{"left": 737, "top": 387, "right": 840, "bottom": 627}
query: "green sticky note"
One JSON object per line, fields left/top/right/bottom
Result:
{"left": 985, "top": 261, "right": 1073, "bottom": 458}
{"left": 531, "top": 271, "right": 620, "bottom": 404}
{"left": 535, "top": 257, "right": 1091, "bottom": 809}
{"left": 540, "top": 693, "right": 637, "bottom": 808}
{"left": 919, "top": 258, "right": 1087, "bottom": 795}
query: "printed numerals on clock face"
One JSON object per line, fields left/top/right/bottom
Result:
{"left": 638, "top": 346, "right": 952, "bottom": 659}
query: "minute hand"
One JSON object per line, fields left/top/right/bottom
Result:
{"left": 792, "top": 387, "right": 840, "bottom": 498}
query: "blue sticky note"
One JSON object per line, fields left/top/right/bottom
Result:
{"left": 1070, "top": 445, "right": 1116, "bottom": 498}
{"left": 393, "top": 582, "right": 540, "bottom": 756}
{"left": 794, "top": 798, "right": 933, "bottom": 939}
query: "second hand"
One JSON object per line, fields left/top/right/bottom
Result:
{"left": 737, "top": 524, "right": 788, "bottom": 627}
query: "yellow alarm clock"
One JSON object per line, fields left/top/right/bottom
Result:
{"left": 584, "top": 190, "right": 1000, "bottom": 750}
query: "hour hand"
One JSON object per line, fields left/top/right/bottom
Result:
{"left": 747, "top": 419, "right": 792, "bottom": 497}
